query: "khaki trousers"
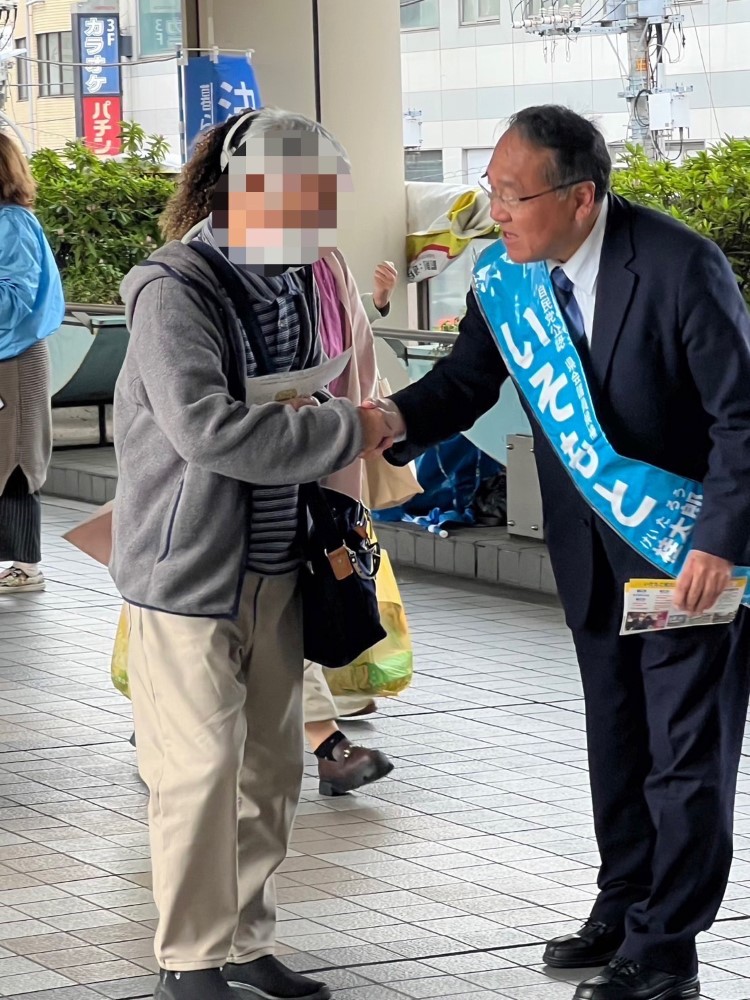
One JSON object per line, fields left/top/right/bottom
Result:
{"left": 126, "top": 572, "right": 303, "bottom": 972}
{"left": 303, "top": 659, "right": 374, "bottom": 723}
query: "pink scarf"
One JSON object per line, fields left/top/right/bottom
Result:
{"left": 312, "top": 257, "right": 348, "bottom": 397}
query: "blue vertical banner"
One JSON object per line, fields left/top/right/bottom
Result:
{"left": 183, "top": 54, "right": 262, "bottom": 158}
{"left": 78, "top": 13, "right": 121, "bottom": 97}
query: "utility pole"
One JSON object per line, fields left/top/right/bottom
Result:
{"left": 513, "top": 0, "right": 691, "bottom": 162}
{"left": 0, "top": 2, "right": 33, "bottom": 154}
{"left": 623, "top": 20, "right": 655, "bottom": 157}
{"left": 0, "top": 1, "right": 14, "bottom": 115}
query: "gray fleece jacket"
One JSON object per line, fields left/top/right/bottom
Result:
{"left": 111, "top": 242, "right": 364, "bottom": 617}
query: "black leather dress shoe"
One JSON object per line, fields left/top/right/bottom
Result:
{"left": 573, "top": 958, "right": 700, "bottom": 999}
{"left": 544, "top": 919, "right": 624, "bottom": 968}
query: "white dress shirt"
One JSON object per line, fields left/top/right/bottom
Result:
{"left": 547, "top": 196, "right": 609, "bottom": 343}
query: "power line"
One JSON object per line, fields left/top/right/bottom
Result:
{"left": 14, "top": 50, "right": 179, "bottom": 71}
{"left": 686, "top": 4, "right": 719, "bottom": 138}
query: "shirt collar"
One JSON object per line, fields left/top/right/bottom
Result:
{"left": 548, "top": 195, "right": 609, "bottom": 296}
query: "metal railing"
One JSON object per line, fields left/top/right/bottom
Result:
{"left": 62, "top": 306, "right": 459, "bottom": 350}
{"left": 373, "top": 325, "right": 458, "bottom": 347}
{"left": 372, "top": 324, "right": 458, "bottom": 347}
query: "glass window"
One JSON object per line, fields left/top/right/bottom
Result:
{"left": 463, "top": 147, "right": 494, "bottom": 185}
{"left": 400, "top": 0, "right": 440, "bottom": 31}
{"left": 37, "top": 31, "right": 75, "bottom": 97}
{"left": 138, "top": 0, "right": 183, "bottom": 57}
{"left": 14, "top": 38, "right": 29, "bottom": 101}
{"left": 405, "top": 149, "right": 444, "bottom": 182}
{"left": 461, "top": 0, "right": 501, "bottom": 22}
{"left": 461, "top": 0, "right": 500, "bottom": 24}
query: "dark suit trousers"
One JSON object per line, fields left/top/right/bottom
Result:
{"left": 572, "top": 531, "right": 750, "bottom": 977}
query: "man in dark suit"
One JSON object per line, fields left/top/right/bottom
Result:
{"left": 366, "top": 106, "right": 750, "bottom": 1000}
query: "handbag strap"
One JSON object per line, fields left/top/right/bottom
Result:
{"left": 188, "top": 240, "right": 274, "bottom": 377}
{"left": 299, "top": 482, "right": 344, "bottom": 552}
{"left": 300, "top": 482, "right": 365, "bottom": 582}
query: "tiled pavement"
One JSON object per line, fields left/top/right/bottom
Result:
{"left": 2, "top": 501, "right": 750, "bottom": 998}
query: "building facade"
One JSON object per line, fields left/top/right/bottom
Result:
{"left": 6, "top": 0, "right": 77, "bottom": 152}
{"left": 4, "top": 0, "right": 181, "bottom": 160}
{"left": 400, "top": 0, "right": 750, "bottom": 184}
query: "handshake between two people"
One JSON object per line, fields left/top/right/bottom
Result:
{"left": 283, "top": 394, "right": 407, "bottom": 460}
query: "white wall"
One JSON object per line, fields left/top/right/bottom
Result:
{"left": 186, "top": 0, "right": 408, "bottom": 320}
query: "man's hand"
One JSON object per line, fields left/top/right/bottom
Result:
{"left": 674, "top": 550, "right": 733, "bottom": 614}
{"left": 372, "top": 261, "right": 398, "bottom": 311}
{"left": 361, "top": 397, "right": 406, "bottom": 444}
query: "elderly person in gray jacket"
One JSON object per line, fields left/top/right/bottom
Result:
{"left": 112, "top": 109, "right": 396, "bottom": 1000}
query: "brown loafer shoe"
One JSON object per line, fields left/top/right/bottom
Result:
{"left": 318, "top": 739, "right": 394, "bottom": 796}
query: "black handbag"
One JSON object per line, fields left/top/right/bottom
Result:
{"left": 299, "top": 483, "right": 386, "bottom": 668}
{"left": 188, "top": 239, "right": 385, "bottom": 667}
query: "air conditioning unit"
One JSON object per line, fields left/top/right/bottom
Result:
{"left": 403, "top": 109, "right": 423, "bottom": 150}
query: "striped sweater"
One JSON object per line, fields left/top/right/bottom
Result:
{"left": 197, "top": 224, "right": 322, "bottom": 575}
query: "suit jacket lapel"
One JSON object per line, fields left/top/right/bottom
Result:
{"left": 590, "top": 195, "right": 638, "bottom": 387}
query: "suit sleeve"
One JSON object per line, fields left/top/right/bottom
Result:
{"left": 681, "top": 240, "right": 750, "bottom": 564}
{"left": 387, "top": 288, "right": 508, "bottom": 465}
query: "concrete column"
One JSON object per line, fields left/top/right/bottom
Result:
{"left": 188, "top": 0, "right": 407, "bottom": 321}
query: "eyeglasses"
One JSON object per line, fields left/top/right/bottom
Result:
{"left": 478, "top": 174, "right": 592, "bottom": 210}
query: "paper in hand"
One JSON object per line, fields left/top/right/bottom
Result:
{"left": 245, "top": 349, "right": 352, "bottom": 405}
{"left": 620, "top": 577, "right": 745, "bottom": 635}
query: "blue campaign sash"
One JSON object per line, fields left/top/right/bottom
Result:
{"left": 472, "top": 240, "right": 750, "bottom": 605}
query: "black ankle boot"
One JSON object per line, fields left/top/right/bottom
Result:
{"left": 155, "top": 968, "right": 238, "bottom": 999}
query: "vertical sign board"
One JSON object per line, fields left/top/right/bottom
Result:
{"left": 182, "top": 54, "right": 262, "bottom": 160}
{"left": 73, "top": 11, "right": 123, "bottom": 156}
{"left": 81, "top": 95, "right": 123, "bottom": 155}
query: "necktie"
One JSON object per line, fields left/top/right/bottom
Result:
{"left": 551, "top": 267, "right": 587, "bottom": 354}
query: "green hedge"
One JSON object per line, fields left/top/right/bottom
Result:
{"left": 612, "top": 138, "right": 750, "bottom": 306}
{"left": 29, "top": 127, "right": 750, "bottom": 308}
{"left": 31, "top": 123, "right": 176, "bottom": 305}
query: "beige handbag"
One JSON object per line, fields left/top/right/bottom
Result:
{"left": 361, "top": 376, "right": 422, "bottom": 511}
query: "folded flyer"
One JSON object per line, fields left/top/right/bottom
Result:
{"left": 620, "top": 577, "right": 745, "bottom": 635}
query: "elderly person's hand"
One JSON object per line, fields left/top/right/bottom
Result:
{"left": 281, "top": 396, "right": 319, "bottom": 411}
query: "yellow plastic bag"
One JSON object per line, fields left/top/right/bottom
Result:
{"left": 111, "top": 552, "right": 413, "bottom": 703}
{"left": 324, "top": 549, "right": 413, "bottom": 699}
{"left": 111, "top": 604, "right": 131, "bottom": 699}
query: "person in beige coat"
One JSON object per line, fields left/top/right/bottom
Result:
{"left": 0, "top": 134, "right": 64, "bottom": 594}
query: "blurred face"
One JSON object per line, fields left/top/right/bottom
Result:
{"left": 211, "top": 129, "right": 353, "bottom": 275}
{"left": 484, "top": 129, "right": 599, "bottom": 264}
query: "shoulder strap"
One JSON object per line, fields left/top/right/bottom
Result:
{"left": 299, "top": 482, "right": 344, "bottom": 552}
{"left": 188, "top": 240, "right": 274, "bottom": 377}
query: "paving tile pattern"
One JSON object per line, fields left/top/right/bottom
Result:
{"left": 0, "top": 499, "right": 749, "bottom": 997}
